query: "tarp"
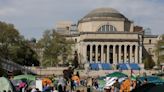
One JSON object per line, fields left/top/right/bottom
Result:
{"left": 0, "top": 77, "right": 15, "bottom": 92}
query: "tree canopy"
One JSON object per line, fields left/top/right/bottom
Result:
{"left": 155, "top": 34, "right": 164, "bottom": 65}
{"left": 144, "top": 55, "right": 155, "bottom": 69}
{"left": 0, "top": 21, "right": 39, "bottom": 66}
{"left": 37, "top": 30, "right": 74, "bottom": 66}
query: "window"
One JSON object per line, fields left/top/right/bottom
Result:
{"left": 98, "top": 25, "right": 117, "bottom": 32}
{"left": 149, "top": 39, "right": 151, "bottom": 44}
{"left": 75, "top": 39, "right": 77, "bottom": 42}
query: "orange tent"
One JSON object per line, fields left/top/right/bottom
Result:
{"left": 42, "top": 78, "right": 52, "bottom": 86}
{"left": 71, "top": 76, "right": 80, "bottom": 84}
{"left": 120, "top": 79, "right": 131, "bottom": 92}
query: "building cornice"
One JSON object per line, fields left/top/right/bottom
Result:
{"left": 83, "top": 39, "right": 139, "bottom": 42}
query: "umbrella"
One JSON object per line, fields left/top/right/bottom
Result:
{"left": 71, "top": 75, "right": 80, "bottom": 84}
{"left": 106, "top": 72, "right": 127, "bottom": 78}
{"left": 14, "top": 74, "right": 36, "bottom": 81}
{"left": 42, "top": 78, "right": 52, "bottom": 86}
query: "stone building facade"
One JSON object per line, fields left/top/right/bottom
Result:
{"left": 55, "top": 8, "right": 158, "bottom": 65}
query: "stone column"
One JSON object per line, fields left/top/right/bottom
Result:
{"left": 139, "top": 45, "right": 142, "bottom": 64}
{"left": 95, "top": 45, "right": 98, "bottom": 63}
{"left": 135, "top": 45, "right": 138, "bottom": 63}
{"left": 113, "top": 45, "right": 116, "bottom": 64}
{"left": 90, "top": 45, "right": 93, "bottom": 63}
{"left": 101, "top": 45, "right": 104, "bottom": 63}
{"left": 83, "top": 44, "right": 87, "bottom": 64}
{"left": 107, "top": 45, "right": 109, "bottom": 63}
{"left": 124, "top": 45, "right": 127, "bottom": 63}
{"left": 130, "top": 45, "right": 133, "bottom": 63}
{"left": 119, "top": 45, "right": 121, "bottom": 63}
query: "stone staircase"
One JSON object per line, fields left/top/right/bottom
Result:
{"left": 0, "top": 58, "right": 36, "bottom": 74}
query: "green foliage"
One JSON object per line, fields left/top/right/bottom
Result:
{"left": 0, "top": 21, "right": 39, "bottom": 66}
{"left": 144, "top": 55, "right": 155, "bottom": 69}
{"left": 38, "top": 30, "right": 74, "bottom": 67}
{"left": 155, "top": 34, "right": 164, "bottom": 66}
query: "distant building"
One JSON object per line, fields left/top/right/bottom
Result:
{"left": 55, "top": 8, "right": 158, "bottom": 65}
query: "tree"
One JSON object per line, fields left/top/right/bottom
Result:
{"left": 13, "top": 40, "right": 39, "bottom": 66}
{"left": 144, "top": 55, "right": 155, "bottom": 69}
{"left": 155, "top": 34, "right": 164, "bottom": 66}
{"left": 38, "top": 30, "right": 74, "bottom": 66}
{"left": 0, "top": 21, "right": 20, "bottom": 59}
{"left": 0, "top": 21, "right": 39, "bottom": 66}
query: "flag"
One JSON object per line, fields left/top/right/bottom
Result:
{"left": 131, "top": 70, "right": 137, "bottom": 81}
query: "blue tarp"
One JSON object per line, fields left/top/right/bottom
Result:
{"left": 129, "top": 63, "right": 140, "bottom": 70}
{"left": 101, "top": 63, "right": 112, "bottom": 70}
{"left": 118, "top": 63, "right": 128, "bottom": 70}
{"left": 90, "top": 63, "right": 99, "bottom": 70}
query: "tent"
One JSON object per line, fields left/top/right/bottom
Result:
{"left": 42, "top": 78, "right": 52, "bottom": 86}
{"left": 120, "top": 79, "right": 131, "bottom": 92}
{"left": 106, "top": 72, "right": 128, "bottom": 78}
{"left": 104, "top": 77, "right": 118, "bottom": 89}
{"left": 13, "top": 74, "right": 36, "bottom": 87}
{"left": 14, "top": 74, "right": 36, "bottom": 81}
{"left": 0, "top": 77, "right": 15, "bottom": 92}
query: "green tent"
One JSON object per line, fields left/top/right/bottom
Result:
{"left": 98, "top": 79, "right": 105, "bottom": 89}
{"left": 98, "top": 76, "right": 106, "bottom": 80}
{"left": 106, "top": 72, "right": 128, "bottom": 78}
{"left": 14, "top": 74, "right": 36, "bottom": 81}
{"left": 0, "top": 77, "right": 15, "bottom": 92}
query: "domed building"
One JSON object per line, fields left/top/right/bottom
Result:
{"left": 56, "top": 8, "right": 158, "bottom": 69}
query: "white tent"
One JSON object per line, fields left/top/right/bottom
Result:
{"left": 0, "top": 77, "right": 15, "bottom": 92}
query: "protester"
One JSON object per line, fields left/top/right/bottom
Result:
{"left": 52, "top": 87, "right": 58, "bottom": 92}
{"left": 113, "top": 79, "right": 120, "bottom": 92}
{"left": 143, "top": 78, "right": 148, "bottom": 84}
{"left": 58, "top": 84, "right": 63, "bottom": 92}
{"left": 71, "top": 79, "right": 74, "bottom": 91}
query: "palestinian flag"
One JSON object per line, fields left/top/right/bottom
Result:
{"left": 131, "top": 70, "right": 137, "bottom": 80}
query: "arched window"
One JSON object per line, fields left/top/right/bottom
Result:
{"left": 149, "top": 39, "right": 151, "bottom": 44}
{"left": 98, "top": 25, "right": 117, "bottom": 32}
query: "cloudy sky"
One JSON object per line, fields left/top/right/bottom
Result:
{"left": 0, "top": 0, "right": 164, "bottom": 40}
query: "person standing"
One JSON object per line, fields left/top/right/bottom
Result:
{"left": 113, "top": 79, "right": 120, "bottom": 92}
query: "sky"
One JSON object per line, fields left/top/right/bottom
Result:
{"left": 0, "top": 0, "right": 164, "bottom": 40}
